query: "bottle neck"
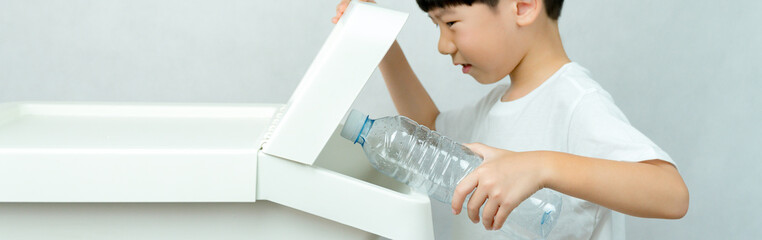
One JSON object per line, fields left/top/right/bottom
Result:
{"left": 355, "top": 117, "right": 374, "bottom": 147}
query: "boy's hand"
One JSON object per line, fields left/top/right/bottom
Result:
{"left": 452, "top": 143, "right": 552, "bottom": 231}
{"left": 331, "top": 0, "right": 377, "bottom": 24}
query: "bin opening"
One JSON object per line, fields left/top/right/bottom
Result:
{"left": 259, "top": 1, "right": 408, "bottom": 166}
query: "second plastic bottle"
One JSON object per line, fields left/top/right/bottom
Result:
{"left": 341, "top": 109, "right": 563, "bottom": 240}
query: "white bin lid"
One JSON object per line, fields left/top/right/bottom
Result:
{"left": 260, "top": 2, "right": 407, "bottom": 165}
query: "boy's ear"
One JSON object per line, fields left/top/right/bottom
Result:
{"left": 514, "top": 0, "right": 542, "bottom": 26}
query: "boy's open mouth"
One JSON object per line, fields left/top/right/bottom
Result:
{"left": 461, "top": 64, "right": 472, "bottom": 74}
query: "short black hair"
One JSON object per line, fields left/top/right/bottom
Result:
{"left": 416, "top": 0, "right": 564, "bottom": 20}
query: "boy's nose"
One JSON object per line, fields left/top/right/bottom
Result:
{"left": 438, "top": 33, "right": 457, "bottom": 55}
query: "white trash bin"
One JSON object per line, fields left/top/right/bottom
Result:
{"left": 0, "top": 2, "right": 433, "bottom": 240}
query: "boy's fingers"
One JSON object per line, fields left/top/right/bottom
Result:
{"left": 491, "top": 205, "right": 512, "bottom": 230}
{"left": 451, "top": 172, "right": 478, "bottom": 215}
{"left": 337, "top": 0, "right": 350, "bottom": 10}
{"left": 467, "top": 186, "right": 488, "bottom": 223}
{"left": 463, "top": 142, "right": 488, "bottom": 158}
{"left": 333, "top": 0, "right": 378, "bottom": 24}
{"left": 332, "top": 4, "right": 347, "bottom": 23}
{"left": 337, "top": 5, "right": 347, "bottom": 15}
{"left": 336, "top": 1, "right": 349, "bottom": 15}
{"left": 333, "top": 0, "right": 356, "bottom": 23}
{"left": 481, "top": 197, "right": 500, "bottom": 230}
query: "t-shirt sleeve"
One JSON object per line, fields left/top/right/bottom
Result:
{"left": 568, "top": 90, "right": 675, "bottom": 166}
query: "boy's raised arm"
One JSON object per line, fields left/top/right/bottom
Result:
{"left": 378, "top": 41, "right": 440, "bottom": 129}
{"left": 333, "top": 0, "right": 440, "bottom": 129}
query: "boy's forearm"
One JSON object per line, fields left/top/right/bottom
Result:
{"left": 379, "top": 41, "right": 439, "bottom": 129}
{"left": 540, "top": 151, "right": 689, "bottom": 219}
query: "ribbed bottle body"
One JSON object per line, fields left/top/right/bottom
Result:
{"left": 361, "top": 116, "right": 481, "bottom": 203}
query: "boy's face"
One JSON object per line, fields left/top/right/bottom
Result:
{"left": 428, "top": 1, "right": 527, "bottom": 84}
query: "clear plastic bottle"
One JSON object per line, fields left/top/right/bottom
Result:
{"left": 341, "top": 109, "right": 563, "bottom": 240}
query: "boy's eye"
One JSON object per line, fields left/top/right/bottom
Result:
{"left": 446, "top": 21, "right": 456, "bottom": 27}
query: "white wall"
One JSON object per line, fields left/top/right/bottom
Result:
{"left": 2, "top": 0, "right": 760, "bottom": 239}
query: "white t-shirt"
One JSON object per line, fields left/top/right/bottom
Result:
{"left": 433, "top": 62, "right": 674, "bottom": 240}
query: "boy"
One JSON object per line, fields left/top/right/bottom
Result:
{"left": 333, "top": 0, "right": 689, "bottom": 239}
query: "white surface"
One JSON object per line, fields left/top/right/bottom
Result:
{"left": 0, "top": 201, "right": 375, "bottom": 240}
{"left": 0, "top": 102, "right": 275, "bottom": 202}
{"left": 262, "top": 1, "right": 408, "bottom": 165}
